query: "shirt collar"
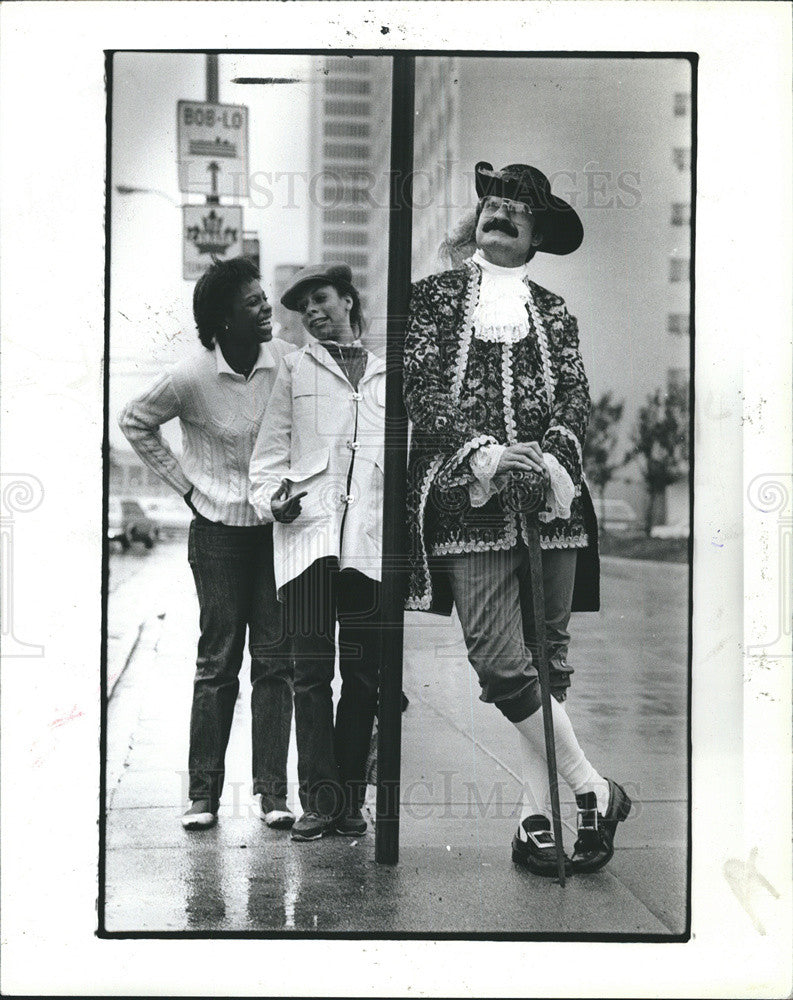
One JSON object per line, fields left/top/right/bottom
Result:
{"left": 215, "top": 341, "right": 278, "bottom": 380}
{"left": 472, "top": 249, "right": 531, "bottom": 280}
{"left": 306, "top": 339, "right": 385, "bottom": 381}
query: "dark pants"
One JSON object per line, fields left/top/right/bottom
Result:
{"left": 187, "top": 519, "right": 292, "bottom": 811}
{"left": 284, "top": 559, "right": 381, "bottom": 819}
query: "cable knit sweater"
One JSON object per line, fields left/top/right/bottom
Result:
{"left": 118, "top": 339, "right": 295, "bottom": 526}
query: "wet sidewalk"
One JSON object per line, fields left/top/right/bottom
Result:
{"left": 104, "top": 541, "right": 688, "bottom": 935}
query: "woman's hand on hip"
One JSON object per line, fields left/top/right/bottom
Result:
{"left": 271, "top": 480, "right": 308, "bottom": 523}
{"left": 496, "top": 442, "right": 547, "bottom": 476}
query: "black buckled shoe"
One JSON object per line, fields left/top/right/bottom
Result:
{"left": 511, "top": 815, "right": 572, "bottom": 877}
{"left": 571, "top": 778, "right": 631, "bottom": 874}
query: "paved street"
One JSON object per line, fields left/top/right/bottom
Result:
{"left": 104, "top": 537, "right": 688, "bottom": 935}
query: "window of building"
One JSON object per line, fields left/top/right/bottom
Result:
{"left": 326, "top": 57, "right": 372, "bottom": 74}
{"left": 325, "top": 121, "right": 371, "bottom": 139}
{"left": 323, "top": 143, "right": 370, "bottom": 161}
{"left": 323, "top": 186, "right": 371, "bottom": 205}
{"left": 669, "top": 257, "right": 689, "bottom": 283}
{"left": 324, "top": 100, "right": 370, "bottom": 117}
{"left": 673, "top": 92, "right": 690, "bottom": 117}
{"left": 671, "top": 202, "right": 690, "bottom": 226}
{"left": 667, "top": 313, "right": 690, "bottom": 336}
{"left": 672, "top": 147, "right": 690, "bottom": 172}
{"left": 326, "top": 78, "right": 371, "bottom": 96}
{"left": 323, "top": 250, "right": 368, "bottom": 268}
{"left": 324, "top": 208, "right": 369, "bottom": 226}
{"left": 324, "top": 229, "right": 369, "bottom": 247}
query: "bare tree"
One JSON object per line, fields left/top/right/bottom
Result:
{"left": 627, "top": 382, "right": 689, "bottom": 535}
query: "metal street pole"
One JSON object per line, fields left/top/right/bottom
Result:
{"left": 206, "top": 54, "right": 219, "bottom": 204}
{"left": 375, "top": 55, "right": 415, "bottom": 865}
{"left": 206, "top": 52, "right": 219, "bottom": 103}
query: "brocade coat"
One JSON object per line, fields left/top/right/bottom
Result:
{"left": 403, "top": 258, "right": 600, "bottom": 615}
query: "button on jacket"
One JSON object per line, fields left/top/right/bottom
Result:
{"left": 249, "top": 340, "right": 386, "bottom": 594}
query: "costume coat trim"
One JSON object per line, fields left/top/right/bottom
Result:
{"left": 403, "top": 263, "right": 599, "bottom": 615}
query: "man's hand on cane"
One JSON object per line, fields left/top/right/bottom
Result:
{"left": 496, "top": 442, "right": 549, "bottom": 482}
{"left": 270, "top": 479, "right": 308, "bottom": 524}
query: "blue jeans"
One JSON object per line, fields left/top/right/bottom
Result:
{"left": 284, "top": 559, "right": 381, "bottom": 819}
{"left": 445, "top": 543, "right": 578, "bottom": 723}
{"left": 187, "top": 518, "right": 292, "bottom": 811}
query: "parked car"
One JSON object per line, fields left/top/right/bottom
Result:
{"left": 107, "top": 498, "right": 159, "bottom": 550}
{"left": 650, "top": 521, "right": 689, "bottom": 539}
{"left": 138, "top": 495, "right": 193, "bottom": 538}
{"left": 590, "top": 497, "right": 639, "bottom": 532}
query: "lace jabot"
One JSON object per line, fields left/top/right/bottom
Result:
{"left": 471, "top": 250, "right": 532, "bottom": 344}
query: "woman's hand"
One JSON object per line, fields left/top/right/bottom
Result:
{"left": 270, "top": 479, "right": 308, "bottom": 523}
{"left": 496, "top": 442, "right": 548, "bottom": 478}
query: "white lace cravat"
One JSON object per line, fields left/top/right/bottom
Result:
{"left": 471, "top": 250, "right": 532, "bottom": 343}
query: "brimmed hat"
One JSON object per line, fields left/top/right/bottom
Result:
{"left": 475, "top": 161, "right": 583, "bottom": 255}
{"left": 280, "top": 262, "right": 356, "bottom": 311}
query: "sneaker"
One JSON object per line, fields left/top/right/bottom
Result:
{"left": 260, "top": 801, "right": 296, "bottom": 829}
{"left": 511, "top": 815, "right": 572, "bottom": 877}
{"left": 291, "top": 811, "right": 335, "bottom": 841}
{"left": 333, "top": 810, "right": 368, "bottom": 836}
{"left": 181, "top": 799, "right": 217, "bottom": 830}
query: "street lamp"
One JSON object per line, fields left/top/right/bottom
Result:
{"left": 229, "top": 77, "right": 304, "bottom": 85}
{"left": 115, "top": 184, "right": 179, "bottom": 206}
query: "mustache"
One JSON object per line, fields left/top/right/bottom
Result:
{"left": 482, "top": 218, "right": 519, "bottom": 238}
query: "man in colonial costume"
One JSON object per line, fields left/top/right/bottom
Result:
{"left": 403, "top": 161, "right": 631, "bottom": 876}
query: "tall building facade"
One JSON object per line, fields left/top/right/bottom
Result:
{"left": 664, "top": 84, "right": 693, "bottom": 528}
{"left": 307, "top": 56, "right": 463, "bottom": 350}
{"left": 308, "top": 56, "right": 392, "bottom": 355}
{"left": 411, "top": 57, "right": 462, "bottom": 281}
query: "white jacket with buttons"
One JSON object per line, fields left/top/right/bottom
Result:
{"left": 249, "top": 340, "right": 386, "bottom": 594}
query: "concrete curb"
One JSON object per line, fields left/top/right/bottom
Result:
{"left": 107, "top": 620, "right": 145, "bottom": 700}
{"left": 601, "top": 554, "right": 689, "bottom": 572}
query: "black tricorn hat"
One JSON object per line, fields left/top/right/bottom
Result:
{"left": 475, "top": 161, "right": 583, "bottom": 255}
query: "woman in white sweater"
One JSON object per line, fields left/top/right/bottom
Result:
{"left": 119, "top": 256, "right": 296, "bottom": 831}
{"left": 249, "top": 263, "right": 385, "bottom": 841}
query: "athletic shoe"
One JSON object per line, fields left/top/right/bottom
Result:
{"left": 181, "top": 799, "right": 217, "bottom": 830}
{"left": 333, "top": 810, "right": 368, "bottom": 836}
{"left": 290, "top": 811, "right": 335, "bottom": 841}
{"left": 260, "top": 804, "right": 296, "bottom": 830}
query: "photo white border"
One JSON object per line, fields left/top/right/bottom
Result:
{"left": 1, "top": 2, "right": 790, "bottom": 996}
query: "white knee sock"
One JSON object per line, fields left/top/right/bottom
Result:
{"left": 516, "top": 729, "right": 552, "bottom": 822}
{"left": 513, "top": 699, "right": 608, "bottom": 818}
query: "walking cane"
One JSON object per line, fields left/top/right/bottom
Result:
{"left": 525, "top": 520, "right": 567, "bottom": 886}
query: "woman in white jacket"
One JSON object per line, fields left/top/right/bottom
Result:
{"left": 249, "top": 263, "right": 385, "bottom": 841}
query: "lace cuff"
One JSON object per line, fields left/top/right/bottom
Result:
{"left": 435, "top": 434, "right": 499, "bottom": 493}
{"left": 468, "top": 444, "right": 506, "bottom": 508}
{"left": 539, "top": 452, "right": 575, "bottom": 522}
